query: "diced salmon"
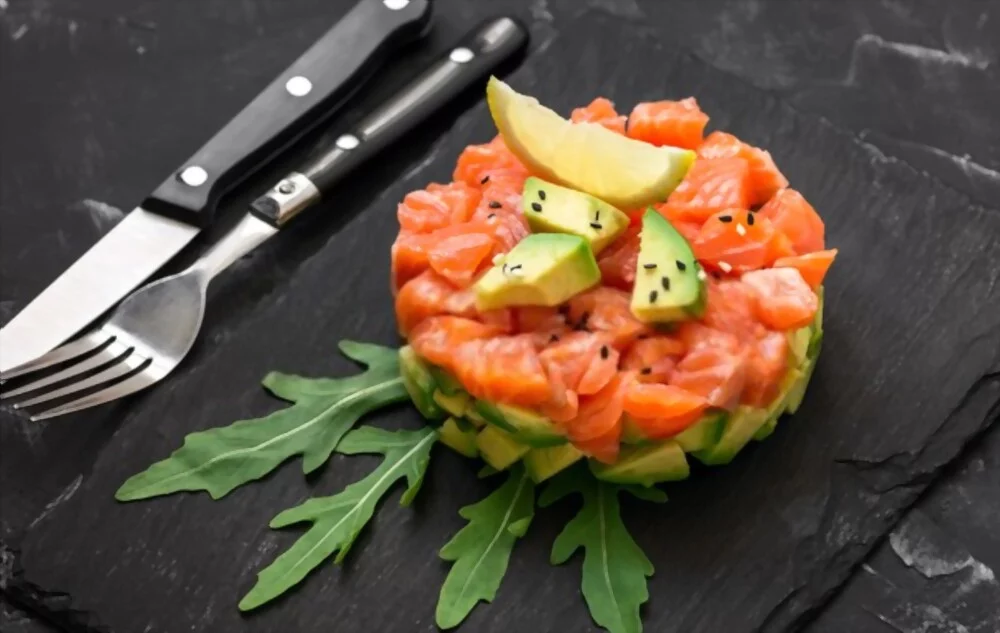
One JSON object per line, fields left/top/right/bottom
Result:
{"left": 758, "top": 188, "right": 825, "bottom": 255}
{"left": 627, "top": 98, "right": 709, "bottom": 149}
{"left": 539, "top": 331, "right": 617, "bottom": 396}
{"left": 452, "top": 334, "right": 552, "bottom": 407}
{"left": 395, "top": 270, "right": 476, "bottom": 336}
{"left": 692, "top": 209, "right": 780, "bottom": 274}
{"left": 621, "top": 336, "right": 686, "bottom": 383}
{"left": 671, "top": 346, "right": 747, "bottom": 411}
{"left": 662, "top": 158, "right": 752, "bottom": 224}
{"left": 567, "top": 287, "right": 649, "bottom": 348}
{"left": 741, "top": 268, "right": 819, "bottom": 330}
{"left": 574, "top": 421, "right": 622, "bottom": 464}
{"left": 697, "top": 131, "right": 788, "bottom": 206}
{"left": 453, "top": 135, "right": 528, "bottom": 188}
{"left": 397, "top": 182, "right": 482, "bottom": 234}
{"left": 569, "top": 371, "right": 632, "bottom": 447}
{"left": 774, "top": 249, "right": 838, "bottom": 289}
{"left": 623, "top": 382, "right": 708, "bottom": 438}
{"left": 597, "top": 224, "right": 641, "bottom": 291}
{"left": 742, "top": 331, "right": 789, "bottom": 407}
{"left": 427, "top": 232, "right": 496, "bottom": 288}
{"left": 701, "top": 279, "right": 762, "bottom": 342}
{"left": 409, "top": 316, "right": 507, "bottom": 370}
{"left": 571, "top": 97, "right": 627, "bottom": 135}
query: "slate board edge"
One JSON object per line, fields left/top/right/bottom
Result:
{"left": 5, "top": 43, "right": 1000, "bottom": 633}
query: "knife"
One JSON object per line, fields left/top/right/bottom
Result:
{"left": 0, "top": 0, "right": 432, "bottom": 375}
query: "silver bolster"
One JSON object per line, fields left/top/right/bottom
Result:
{"left": 261, "top": 172, "right": 321, "bottom": 225}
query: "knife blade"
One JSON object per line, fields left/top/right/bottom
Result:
{"left": 0, "top": 0, "right": 432, "bottom": 376}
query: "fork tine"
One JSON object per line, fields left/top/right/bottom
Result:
{"left": 29, "top": 370, "right": 160, "bottom": 421}
{"left": 0, "top": 331, "right": 113, "bottom": 381}
{"left": 12, "top": 352, "right": 148, "bottom": 410}
{"left": 1, "top": 336, "right": 130, "bottom": 400}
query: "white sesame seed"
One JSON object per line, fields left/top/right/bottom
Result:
{"left": 718, "top": 261, "right": 733, "bottom": 273}
{"left": 697, "top": 269, "right": 708, "bottom": 281}
{"left": 736, "top": 223, "right": 747, "bottom": 236}
{"left": 492, "top": 254, "right": 505, "bottom": 265}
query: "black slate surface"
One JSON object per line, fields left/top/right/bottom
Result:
{"left": 9, "top": 19, "right": 1000, "bottom": 633}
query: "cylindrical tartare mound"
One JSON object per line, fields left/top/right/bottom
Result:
{"left": 393, "top": 89, "right": 834, "bottom": 486}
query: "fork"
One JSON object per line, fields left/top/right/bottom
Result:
{"left": 0, "top": 18, "right": 527, "bottom": 420}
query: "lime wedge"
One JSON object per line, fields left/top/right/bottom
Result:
{"left": 487, "top": 77, "right": 695, "bottom": 209}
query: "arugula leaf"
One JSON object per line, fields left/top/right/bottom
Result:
{"left": 436, "top": 464, "right": 535, "bottom": 629}
{"left": 116, "top": 341, "right": 408, "bottom": 501}
{"left": 239, "top": 426, "right": 437, "bottom": 611}
{"left": 540, "top": 469, "right": 666, "bottom": 633}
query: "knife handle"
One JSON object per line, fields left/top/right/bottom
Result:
{"left": 142, "top": 0, "right": 433, "bottom": 228}
{"left": 249, "top": 16, "right": 529, "bottom": 227}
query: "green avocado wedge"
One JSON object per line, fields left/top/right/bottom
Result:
{"left": 521, "top": 177, "right": 630, "bottom": 254}
{"left": 630, "top": 209, "right": 706, "bottom": 324}
{"left": 474, "top": 233, "right": 601, "bottom": 311}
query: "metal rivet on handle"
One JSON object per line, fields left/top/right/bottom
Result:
{"left": 277, "top": 181, "right": 296, "bottom": 195}
{"left": 383, "top": 0, "right": 409, "bottom": 9}
{"left": 285, "top": 76, "right": 313, "bottom": 97}
{"left": 336, "top": 134, "right": 360, "bottom": 150}
{"left": 449, "top": 47, "right": 475, "bottom": 64}
{"left": 179, "top": 166, "right": 208, "bottom": 187}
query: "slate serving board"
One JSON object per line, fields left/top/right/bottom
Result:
{"left": 11, "top": 17, "right": 1000, "bottom": 633}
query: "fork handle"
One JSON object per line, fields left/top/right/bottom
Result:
{"left": 142, "top": 0, "right": 433, "bottom": 228}
{"left": 248, "top": 16, "right": 528, "bottom": 227}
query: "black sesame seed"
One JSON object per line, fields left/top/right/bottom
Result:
{"left": 538, "top": 190, "right": 547, "bottom": 201}
{"left": 549, "top": 334, "right": 560, "bottom": 343}
{"left": 676, "top": 260, "right": 687, "bottom": 272}
{"left": 719, "top": 215, "right": 733, "bottom": 223}
{"left": 649, "top": 290, "right": 658, "bottom": 303}
{"left": 643, "top": 263, "right": 657, "bottom": 270}
{"left": 590, "top": 222, "right": 603, "bottom": 230}
{"left": 747, "top": 212, "right": 755, "bottom": 226}
{"left": 577, "top": 311, "right": 591, "bottom": 330}
{"left": 531, "top": 202, "right": 543, "bottom": 212}
{"left": 509, "top": 264, "right": 522, "bottom": 272}
{"left": 489, "top": 200, "right": 502, "bottom": 209}
{"left": 481, "top": 175, "right": 490, "bottom": 184}
{"left": 595, "top": 210, "right": 601, "bottom": 221}
{"left": 661, "top": 276, "right": 670, "bottom": 291}
{"left": 640, "top": 367, "right": 652, "bottom": 375}
{"left": 600, "top": 345, "right": 609, "bottom": 360}
{"left": 487, "top": 213, "right": 497, "bottom": 219}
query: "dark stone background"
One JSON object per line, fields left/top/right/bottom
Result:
{"left": 1, "top": 1, "right": 997, "bottom": 631}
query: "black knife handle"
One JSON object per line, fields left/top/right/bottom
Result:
{"left": 143, "top": 0, "right": 433, "bottom": 228}
{"left": 249, "top": 16, "right": 529, "bottom": 227}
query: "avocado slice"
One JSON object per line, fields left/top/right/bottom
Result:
{"left": 439, "top": 417, "right": 479, "bottom": 458}
{"left": 523, "top": 444, "right": 584, "bottom": 483}
{"left": 590, "top": 440, "right": 690, "bottom": 487}
{"left": 474, "top": 400, "right": 568, "bottom": 448}
{"left": 630, "top": 209, "right": 706, "bottom": 323}
{"left": 399, "top": 346, "right": 445, "bottom": 421}
{"left": 433, "top": 389, "right": 471, "bottom": 418}
{"left": 786, "top": 352, "right": 819, "bottom": 415}
{"left": 428, "top": 365, "right": 465, "bottom": 396}
{"left": 621, "top": 416, "right": 656, "bottom": 446}
{"left": 673, "top": 410, "right": 728, "bottom": 452}
{"left": 692, "top": 406, "right": 770, "bottom": 466}
{"left": 521, "top": 177, "right": 630, "bottom": 254}
{"left": 476, "top": 425, "right": 531, "bottom": 470}
{"left": 787, "top": 325, "right": 812, "bottom": 367}
{"left": 474, "top": 233, "right": 601, "bottom": 311}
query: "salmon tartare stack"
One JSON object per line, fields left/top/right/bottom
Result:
{"left": 394, "top": 78, "right": 834, "bottom": 485}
